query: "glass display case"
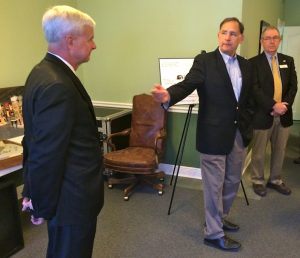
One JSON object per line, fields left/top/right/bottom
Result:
{"left": 94, "top": 106, "right": 132, "bottom": 154}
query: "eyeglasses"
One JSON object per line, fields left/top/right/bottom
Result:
{"left": 262, "top": 36, "right": 281, "bottom": 41}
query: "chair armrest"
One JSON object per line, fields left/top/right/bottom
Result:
{"left": 154, "top": 128, "right": 167, "bottom": 155}
{"left": 106, "top": 128, "right": 131, "bottom": 151}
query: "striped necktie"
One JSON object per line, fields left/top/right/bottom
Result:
{"left": 271, "top": 55, "right": 282, "bottom": 102}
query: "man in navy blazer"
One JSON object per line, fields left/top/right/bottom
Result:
{"left": 250, "top": 25, "right": 298, "bottom": 197}
{"left": 152, "top": 17, "right": 254, "bottom": 252}
{"left": 22, "top": 6, "right": 104, "bottom": 258}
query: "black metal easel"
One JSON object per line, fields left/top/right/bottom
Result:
{"left": 167, "top": 104, "right": 249, "bottom": 215}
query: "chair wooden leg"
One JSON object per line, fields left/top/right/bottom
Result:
{"left": 107, "top": 171, "right": 166, "bottom": 199}
{"left": 108, "top": 175, "right": 136, "bottom": 185}
{"left": 123, "top": 179, "right": 139, "bottom": 200}
{"left": 141, "top": 176, "right": 164, "bottom": 195}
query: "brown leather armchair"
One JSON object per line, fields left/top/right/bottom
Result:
{"left": 103, "top": 94, "right": 167, "bottom": 200}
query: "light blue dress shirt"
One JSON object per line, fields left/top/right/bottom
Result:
{"left": 219, "top": 50, "right": 242, "bottom": 101}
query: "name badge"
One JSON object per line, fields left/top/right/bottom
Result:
{"left": 280, "top": 64, "right": 288, "bottom": 68}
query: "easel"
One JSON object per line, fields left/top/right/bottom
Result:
{"left": 167, "top": 104, "right": 249, "bottom": 215}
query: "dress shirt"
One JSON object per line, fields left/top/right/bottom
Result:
{"left": 220, "top": 49, "right": 242, "bottom": 101}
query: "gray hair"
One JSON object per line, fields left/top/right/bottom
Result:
{"left": 261, "top": 25, "right": 280, "bottom": 38}
{"left": 42, "top": 5, "right": 95, "bottom": 43}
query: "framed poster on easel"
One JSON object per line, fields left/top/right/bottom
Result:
{"left": 258, "top": 20, "right": 270, "bottom": 54}
{"left": 159, "top": 58, "right": 198, "bottom": 105}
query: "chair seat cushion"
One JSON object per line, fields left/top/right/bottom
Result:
{"left": 104, "top": 147, "right": 157, "bottom": 173}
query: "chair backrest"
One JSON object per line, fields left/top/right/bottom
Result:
{"left": 129, "top": 94, "right": 167, "bottom": 156}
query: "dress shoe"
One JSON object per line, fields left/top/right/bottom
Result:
{"left": 294, "top": 157, "right": 300, "bottom": 164}
{"left": 222, "top": 219, "right": 239, "bottom": 232}
{"left": 253, "top": 183, "right": 267, "bottom": 197}
{"left": 266, "top": 182, "right": 291, "bottom": 195}
{"left": 204, "top": 235, "right": 241, "bottom": 252}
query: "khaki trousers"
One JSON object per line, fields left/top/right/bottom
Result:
{"left": 201, "top": 130, "right": 246, "bottom": 239}
{"left": 251, "top": 116, "right": 290, "bottom": 185}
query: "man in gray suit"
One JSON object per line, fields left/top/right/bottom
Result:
{"left": 22, "top": 6, "right": 104, "bottom": 258}
{"left": 152, "top": 17, "right": 254, "bottom": 251}
{"left": 250, "top": 25, "right": 298, "bottom": 197}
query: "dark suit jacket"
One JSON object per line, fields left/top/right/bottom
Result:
{"left": 22, "top": 53, "right": 104, "bottom": 226}
{"left": 249, "top": 52, "right": 298, "bottom": 129}
{"left": 167, "top": 49, "right": 254, "bottom": 155}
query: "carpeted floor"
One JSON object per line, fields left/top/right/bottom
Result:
{"left": 11, "top": 122, "right": 300, "bottom": 258}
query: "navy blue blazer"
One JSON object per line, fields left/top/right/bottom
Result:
{"left": 22, "top": 53, "right": 104, "bottom": 225}
{"left": 249, "top": 52, "right": 298, "bottom": 129}
{"left": 167, "top": 49, "right": 255, "bottom": 155}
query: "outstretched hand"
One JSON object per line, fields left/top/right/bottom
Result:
{"left": 151, "top": 84, "right": 170, "bottom": 103}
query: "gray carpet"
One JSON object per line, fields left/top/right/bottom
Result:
{"left": 12, "top": 123, "right": 300, "bottom": 258}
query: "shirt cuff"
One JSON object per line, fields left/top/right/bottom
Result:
{"left": 161, "top": 102, "right": 170, "bottom": 110}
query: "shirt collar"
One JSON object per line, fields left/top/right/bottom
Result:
{"left": 219, "top": 48, "right": 237, "bottom": 64}
{"left": 48, "top": 52, "right": 76, "bottom": 74}
{"left": 264, "top": 51, "right": 278, "bottom": 61}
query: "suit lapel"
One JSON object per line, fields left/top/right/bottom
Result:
{"left": 260, "top": 53, "right": 273, "bottom": 78}
{"left": 237, "top": 56, "right": 246, "bottom": 103}
{"left": 260, "top": 52, "right": 287, "bottom": 92}
{"left": 45, "top": 53, "right": 96, "bottom": 121}
{"left": 277, "top": 53, "right": 287, "bottom": 88}
{"left": 70, "top": 74, "right": 97, "bottom": 119}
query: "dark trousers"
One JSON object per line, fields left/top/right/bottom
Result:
{"left": 46, "top": 217, "right": 97, "bottom": 258}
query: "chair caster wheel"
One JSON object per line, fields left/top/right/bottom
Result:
{"left": 158, "top": 190, "right": 163, "bottom": 195}
{"left": 108, "top": 184, "right": 113, "bottom": 189}
{"left": 124, "top": 196, "right": 129, "bottom": 201}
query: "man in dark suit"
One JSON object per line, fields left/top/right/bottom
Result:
{"left": 152, "top": 17, "right": 254, "bottom": 252}
{"left": 21, "top": 6, "right": 104, "bottom": 258}
{"left": 250, "top": 25, "right": 298, "bottom": 197}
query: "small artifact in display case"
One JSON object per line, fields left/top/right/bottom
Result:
{"left": 0, "top": 88, "right": 24, "bottom": 128}
{"left": 10, "top": 96, "right": 24, "bottom": 128}
{"left": 0, "top": 140, "right": 23, "bottom": 170}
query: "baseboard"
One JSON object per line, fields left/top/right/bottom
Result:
{"left": 158, "top": 149, "right": 252, "bottom": 180}
{"left": 158, "top": 163, "right": 202, "bottom": 180}
{"left": 92, "top": 100, "right": 132, "bottom": 109}
{"left": 92, "top": 100, "right": 199, "bottom": 114}
{"left": 92, "top": 100, "right": 253, "bottom": 180}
